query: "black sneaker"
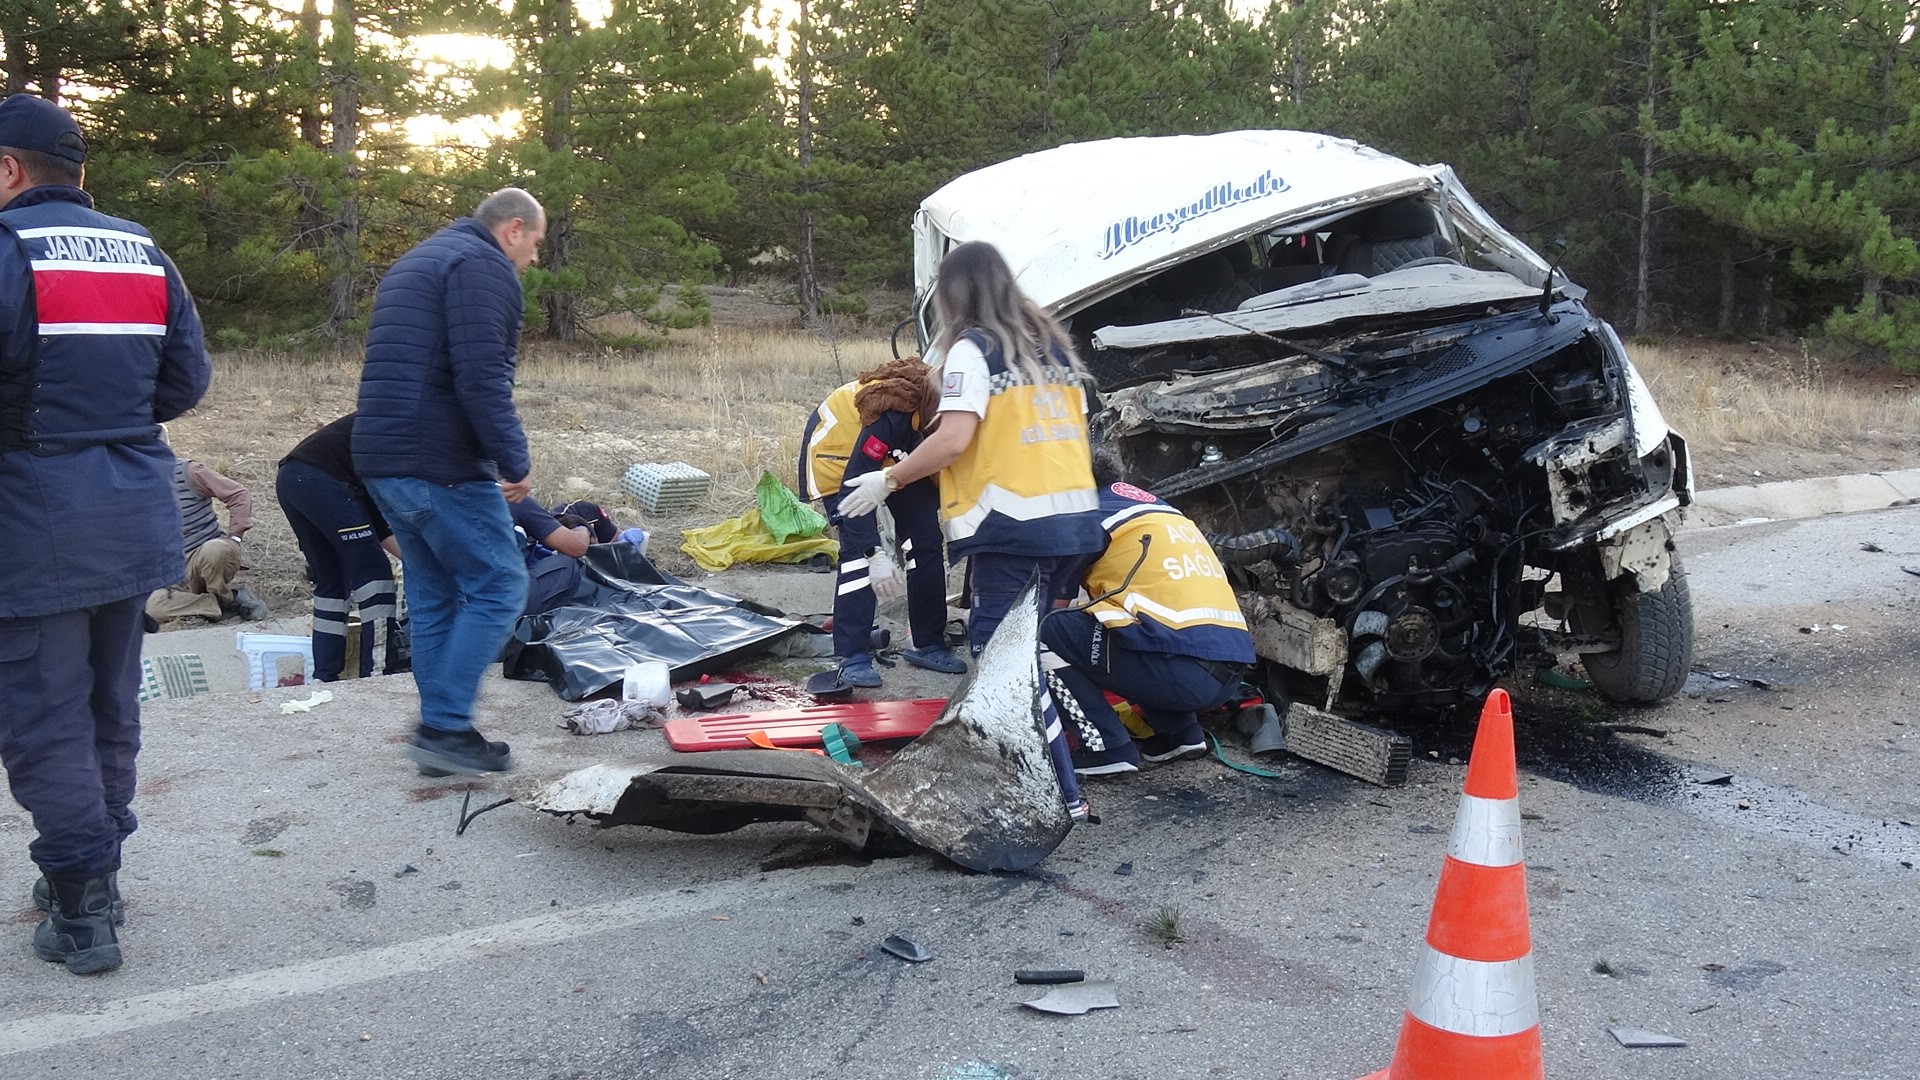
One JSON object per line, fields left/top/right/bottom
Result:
{"left": 33, "top": 873, "right": 124, "bottom": 927}
{"left": 417, "top": 738, "right": 510, "bottom": 778}
{"left": 407, "top": 727, "right": 512, "bottom": 777}
{"left": 1140, "top": 729, "right": 1210, "bottom": 764}
{"left": 1071, "top": 744, "right": 1140, "bottom": 777}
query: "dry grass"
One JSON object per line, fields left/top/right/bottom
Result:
{"left": 1627, "top": 339, "right": 1920, "bottom": 482}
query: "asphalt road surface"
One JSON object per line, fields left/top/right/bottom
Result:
{"left": 1, "top": 507, "right": 1914, "bottom": 1080}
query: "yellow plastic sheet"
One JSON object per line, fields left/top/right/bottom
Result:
{"left": 680, "top": 508, "right": 839, "bottom": 573}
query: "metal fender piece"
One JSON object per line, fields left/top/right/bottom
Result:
{"left": 515, "top": 585, "right": 1074, "bottom": 872}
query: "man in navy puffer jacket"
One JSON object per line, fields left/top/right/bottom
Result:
{"left": 354, "top": 187, "right": 544, "bottom": 777}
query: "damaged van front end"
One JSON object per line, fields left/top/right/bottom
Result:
{"left": 914, "top": 131, "right": 1694, "bottom": 719}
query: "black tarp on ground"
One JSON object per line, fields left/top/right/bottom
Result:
{"left": 502, "top": 544, "right": 805, "bottom": 701}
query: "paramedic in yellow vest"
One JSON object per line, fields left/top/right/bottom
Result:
{"left": 798, "top": 357, "right": 966, "bottom": 689}
{"left": 836, "top": 241, "right": 1107, "bottom": 652}
{"left": 1041, "top": 458, "right": 1256, "bottom": 776}
{"left": 837, "top": 241, "right": 1108, "bottom": 816}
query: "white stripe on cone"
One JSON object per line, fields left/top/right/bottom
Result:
{"left": 1446, "top": 793, "right": 1525, "bottom": 867}
{"left": 1406, "top": 949, "right": 1540, "bottom": 1038}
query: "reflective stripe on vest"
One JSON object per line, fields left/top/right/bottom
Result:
{"left": 1085, "top": 502, "right": 1247, "bottom": 635}
{"left": 803, "top": 381, "right": 862, "bottom": 498}
{"left": 173, "top": 460, "right": 225, "bottom": 556}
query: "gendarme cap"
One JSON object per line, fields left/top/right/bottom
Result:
{"left": 0, "top": 94, "right": 88, "bottom": 165}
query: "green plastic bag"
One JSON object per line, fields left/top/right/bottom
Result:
{"left": 755, "top": 470, "right": 829, "bottom": 544}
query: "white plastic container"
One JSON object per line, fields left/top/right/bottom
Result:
{"left": 621, "top": 661, "right": 671, "bottom": 707}
{"left": 235, "top": 632, "right": 315, "bottom": 691}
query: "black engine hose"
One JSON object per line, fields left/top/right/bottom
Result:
{"left": 1207, "top": 527, "right": 1301, "bottom": 567}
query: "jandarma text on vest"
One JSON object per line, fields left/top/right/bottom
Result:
{"left": 31, "top": 231, "right": 156, "bottom": 266}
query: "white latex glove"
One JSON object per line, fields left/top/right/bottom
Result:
{"left": 869, "top": 550, "right": 904, "bottom": 601}
{"left": 837, "top": 469, "right": 891, "bottom": 518}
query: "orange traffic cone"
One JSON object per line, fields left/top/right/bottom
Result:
{"left": 1359, "top": 688, "right": 1543, "bottom": 1080}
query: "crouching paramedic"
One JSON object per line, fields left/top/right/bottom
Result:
{"left": 1043, "top": 463, "right": 1255, "bottom": 777}
{"left": 798, "top": 357, "right": 965, "bottom": 688}
{"left": 0, "top": 94, "right": 211, "bottom": 974}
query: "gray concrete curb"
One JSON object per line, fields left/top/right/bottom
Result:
{"left": 1682, "top": 467, "right": 1920, "bottom": 529}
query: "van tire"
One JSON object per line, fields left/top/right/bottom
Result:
{"left": 1584, "top": 552, "right": 1693, "bottom": 704}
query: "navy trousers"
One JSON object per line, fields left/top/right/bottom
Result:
{"left": 823, "top": 480, "right": 946, "bottom": 658}
{"left": 278, "top": 460, "right": 400, "bottom": 681}
{"left": 0, "top": 595, "right": 145, "bottom": 875}
{"left": 966, "top": 551, "right": 1082, "bottom": 656}
{"left": 1039, "top": 608, "right": 1243, "bottom": 754}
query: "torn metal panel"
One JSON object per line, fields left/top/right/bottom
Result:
{"left": 1091, "top": 265, "right": 1542, "bottom": 350}
{"left": 1599, "top": 517, "right": 1674, "bottom": 592}
{"left": 516, "top": 587, "right": 1074, "bottom": 872}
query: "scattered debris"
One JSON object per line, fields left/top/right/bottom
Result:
{"left": 394, "top": 865, "right": 418, "bottom": 878}
{"left": 1207, "top": 733, "right": 1287, "bottom": 778}
{"left": 1014, "top": 969, "right": 1086, "bottom": 985}
{"left": 561, "top": 699, "right": 662, "bottom": 735}
{"left": 1113, "top": 862, "right": 1134, "bottom": 877}
{"left": 753, "top": 971, "right": 769, "bottom": 986}
{"left": 1537, "top": 668, "right": 1591, "bottom": 691}
{"left": 1608, "top": 1027, "right": 1688, "bottom": 1049}
{"left": 1861, "top": 541, "right": 1886, "bottom": 553}
{"left": 1144, "top": 905, "right": 1186, "bottom": 948}
{"left": 278, "top": 689, "right": 334, "bottom": 715}
{"left": 1696, "top": 773, "right": 1736, "bottom": 786}
{"left": 710, "top": 914, "right": 733, "bottom": 922}
{"left": 677, "top": 683, "right": 740, "bottom": 711}
{"left": 1901, "top": 566, "right": 1920, "bottom": 578}
{"left": 1280, "top": 702, "right": 1410, "bottom": 786}
{"left": 1591, "top": 958, "right": 1618, "bottom": 976}
{"left": 1021, "top": 980, "right": 1119, "bottom": 1015}
{"left": 1234, "top": 703, "right": 1287, "bottom": 755}
{"left": 251, "top": 848, "right": 283, "bottom": 857}
{"left": 881, "top": 934, "right": 933, "bottom": 963}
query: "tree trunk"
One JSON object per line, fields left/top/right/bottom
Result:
{"left": 327, "top": 0, "right": 361, "bottom": 332}
{"left": 1, "top": 10, "right": 29, "bottom": 96}
{"left": 1717, "top": 238, "right": 1735, "bottom": 332}
{"left": 1631, "top": 0, "right": 1660, "bottom": 336}
{"left": 540, "top": 0, "right": 577, "bottom": 342}
{"left": 298, "top": 0, "right": 324, "bottom": 149}
{"left": 793, "top": 0, "right": 821, "bottom": 322}
{"left": 1287, "top": 1, "right": 1306, "bottom": 106}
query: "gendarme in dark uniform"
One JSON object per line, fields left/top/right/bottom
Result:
{"left": 0, "top": 94, "right": 211, "bottom": 975}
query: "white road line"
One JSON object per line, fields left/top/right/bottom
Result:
{"left": 0, "top": 869, "right": 857, "bottom": 1056}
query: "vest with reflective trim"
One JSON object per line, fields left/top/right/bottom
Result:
{"left": 1083, "top": 485, "right": 1256, "bottom": 662}
{"left": 173, "top": 460, "right": 226, "bottom": 556}
{"left": 0, "top": 199, "right": 169, "bottom": 453}
{"left": 801, "top": 380, "right": 863, "bottom": 499}
{"left": 937, "top": 332, "right": 1105, "bottom": 559}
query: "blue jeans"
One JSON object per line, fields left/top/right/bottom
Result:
{"left": 365, "top": 477, "right": 528, "bottom": 733}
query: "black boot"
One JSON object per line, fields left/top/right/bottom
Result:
{"left": 32, "top": 872, "right": 125, "bottom": 927}
{"left": 34, "top": 873, "right": 123, "bottom": 975}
